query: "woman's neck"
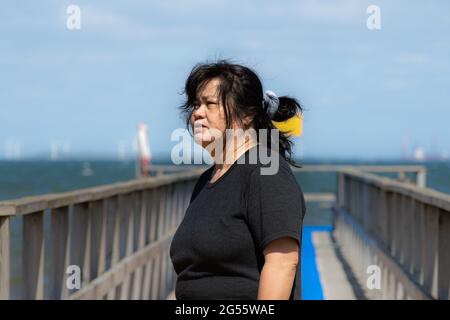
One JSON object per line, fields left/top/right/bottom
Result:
{"left": 210, "top": 135, "right": 258, "bottom": 181}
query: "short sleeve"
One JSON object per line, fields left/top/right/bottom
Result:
{"left": 245, "top": 164, "right": 306, "bottom": 252}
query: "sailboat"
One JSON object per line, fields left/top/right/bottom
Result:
{"left": 136, "top": 122, "right": 152, "bottom": 177}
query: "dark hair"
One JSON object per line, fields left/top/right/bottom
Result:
{"left": 179, "top": 59, "right": 304, "bottom": 167}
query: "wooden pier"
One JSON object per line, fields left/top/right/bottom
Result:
{"left": 0, "top": 164, "right": 448, "bottom": 300}
{"left": 0, "top": 170, "right": 200, "bottom": 300}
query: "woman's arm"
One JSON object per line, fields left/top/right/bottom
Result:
{"left": 257, "top": 237, "right": 299, "bottom": 300}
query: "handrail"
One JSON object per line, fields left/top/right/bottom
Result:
{"left": 334, "top": 168, "right": 450, "bottom": 300}
{"left": 0, "top": 170, "right": 202, "bottom": 300}
{"left": 0, "top": 170, "right": 202, "bottom": 217}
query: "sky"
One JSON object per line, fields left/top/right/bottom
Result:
{"left": 0, "top": 0, "right": 449, "bottom": 161}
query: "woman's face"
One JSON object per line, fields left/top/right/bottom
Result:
{"left": 190, "top": 78, "right": 227, "bottom": 148}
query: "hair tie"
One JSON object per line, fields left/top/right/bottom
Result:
{"left": 262, "top": 90, "right": 279, "bottom": 119}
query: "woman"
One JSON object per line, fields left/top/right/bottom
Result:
{"left": 169, "top": 60, "right": 306, "bottom": 300}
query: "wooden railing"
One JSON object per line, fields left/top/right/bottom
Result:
{"left": 0, "top": 170, "right": 201, "bottom": 300}
{"left": 156, "top": 164, "right": 427, "bottom": 188}
{"left": 333, "top": 168, "right": 450, "bottom": 300}
{"left": 291, "top": 164, "right": 426, "bottom": 187}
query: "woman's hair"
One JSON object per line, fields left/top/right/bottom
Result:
{"left": 179, "top": 59, "right": 304, "bottom": 167}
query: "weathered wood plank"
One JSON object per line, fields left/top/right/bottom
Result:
{"left": 103, "top": 197, "right": 116, "bottom": 272}
{"left": 438, "top": 209, "right": 450, "bottom": 299}
{"left": 68, "top": 229, "right": 174, "bottom": 300}
{"left": 71, "top": 203, "right": 91, "bottom": 289}
{"left": 0, "top": 216, "right": 10, "bottom": 299}
{"left": 412, "top": 201, "right": 423, "bottom": 283}
{"left": 89, "top": 200, "right": 105, "bottom": 281}
{"left": 119, "top": 193, "right": 134, "bottom": 300}
{"left": 150, "top": 188, "right": 164, "bottom": 300}
{"left": 22, "top": 211, "right": 45, "bottom": 299}
{"left": 0, "top": 171, "right": 202, "bottom": 216}
{"left": 148, "top": 189, "right": 160, "bottom": 298}
{"left": 398, "top": 194, "right": 406, "bottom": 265}
{"left": 151, "top": 255, "right": 161, "bottom": 300}
{"left": 142, "top": 189, "right": 156, "bottom": 300}
{"left": 50, "top": 206, "right": 70, "bottom": 299}
{"left": 111, "top": 194, "right": 127, "bottom": 300}
{"left": 131, "top": 191, "right": 147, "bottom": 299}
{"left": 0, "top": 205, "right": 15, "bottom": 217}
{"left": 404, "top": 197, "right": 415, "bottom": 274}
{"left": 105, "top": 197, "right": 119, "bottom": 299}
{"left": 422, "top": 205, "right": 439, "bottom": 298}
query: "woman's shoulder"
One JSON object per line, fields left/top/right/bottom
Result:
{"left": 242, "top": 145, "right": 306, "bottom": 220}
{"left": 231, "top": 145, "right": 302, "bottom": 203}
{"left": 239, "top": 144, "right": 294, "bottom": 176}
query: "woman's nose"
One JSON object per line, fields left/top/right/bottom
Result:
{"left": 192, "top": 104, "right": 207, "bottom": 119}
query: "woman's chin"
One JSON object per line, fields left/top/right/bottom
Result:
{"left": 194, "top": 135, "right": 209, "bottom": 146}
{"left": 194, "top": 137, "right": 216, "bottom": 150}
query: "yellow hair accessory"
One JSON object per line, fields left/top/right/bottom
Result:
{"left": 272, "top": 114, "right": 303, "bottom": 137}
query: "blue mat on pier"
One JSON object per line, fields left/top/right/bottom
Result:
{"left": 301, "top": 226, "right": 333, "bottom": 300}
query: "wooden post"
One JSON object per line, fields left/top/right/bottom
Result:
{"left": 132, "top": 191, "right": 147, "bottom": 299}
{"left": 337, "top": 172, "right": 345, "bottom": 209}
{"left": 0, "top": 216, "right": 10, "bottom": 300}
{"left": 422, "top": 205, "right": 439, "bottom": 298}
{"left": 142, "top": 189, "right": 156, "bottom": 300}
{"left": 22, "top": 211, "right": 45, "bottom": 300}
{"left": 106, "top": 196, "right": 120, "bottom": 300}
{"left": 378, "top": 189, "right": 387, "bottom": 244}
{"left": 120, "top": 193, "right": 134, "bottom": 300}
{"left": 149, "top": 188, "right": 160, "bottom": 243}
{"left": 168, "top": 181, "right": 176, "bottom": 296}
{"left": 149, "top": 188, "right": 161, "bottom": 300}
{"left": 89, "top": 200, "right": 106, "bottom": 281}
{"left": 412, "top": 201, "right": 423, "bottom": 283}
{"left": 349, "top": 178, "right": 354, "bottom": 215}
{"left": 71, "top": 203, "right": 90, "bottom": 292}
{"left": 159, "top": 186, "right": 170, "bottom": 298}
{"left": 398, "top": 194, "right": 406, "bottom": 266}
{"left": 50, "top": 206, "right": 70, "bottom": 299}
{"left": 405, "top": 198, "right": 415, "bottom": 274}
{"left": 381, "top": 263, "right": 389, "bottom": 299}
{"left": 438, "top": 209, "right": 450, "bottom": 299}
{"left": 392, "top": 193, "right": 400, "bottom": 260}
{"left": 155, "top": 186, "right": 165, "bottom": 299}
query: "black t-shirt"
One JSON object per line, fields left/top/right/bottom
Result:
{"left": 169, "top": 145, "right": 306, "bottom": 300}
